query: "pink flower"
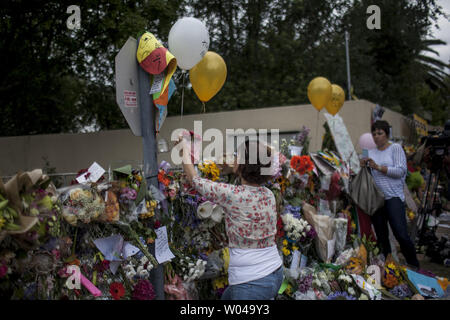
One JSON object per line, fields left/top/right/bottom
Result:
{"left": 132, "top": 279, "right": 155, "bottom": 300}
{"left": 52, "top": 249, "right": 60, "bottom": 260}
{"left": 0, "top": 264, "right": 8, "bottom": 278}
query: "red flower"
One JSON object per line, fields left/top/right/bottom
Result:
{"left": 154, "top": 220, "right": 161, "bottom": 229}
{"left": 158, "top": 170, "right": 170, "bottom": 186}
{"left": 290, "top": 155, "right": 314, "bottom": 175}
{"left": 110, "top": 282, "right": 125, "bottom": 300}
{"left": 276, "top": 217, "right": 285, "bottom": 239}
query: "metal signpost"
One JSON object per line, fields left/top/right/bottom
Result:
{"left": 115, "top": 36, "right": 164, "bottom": 299}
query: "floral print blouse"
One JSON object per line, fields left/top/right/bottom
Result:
{"left": 191, "top": 176, "right": 277, "bottom": 249}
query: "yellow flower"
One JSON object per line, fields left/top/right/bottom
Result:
{"left": 282, "top": 239, "right": 288, "bottom": 246}
{"left": 282, "top": 247, "right": 291, "bottom": 256}
{"left": 292, "top": 246, "right": 299, "bottom": 251}
{"left": 286, "top": 284, "right": 293, "bottom": 295}
{"left": 199, "top": 160, "right": 220, "bottom": 181}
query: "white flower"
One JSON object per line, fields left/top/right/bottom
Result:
{"left": 211, "top": 205, "right": 224, "bottom": 223}
{"left": 140, "top": 256, "right": 148, "bottom": 265}
{"left": 306, "top": 225, "right": 311, "bottom": 232}
{"left": 146, "top": 264, "right": 154, "bottom": 272}
{"left": 138, "top": 269, "right": 149, "bottom": 278}
{"left": 136, "top": 266, "right": 144, "bottom": 273}
{"left": 197, "top": 201, "right": 214, "bottom": 219}
{"left": 348, "top": 287, "right": 356, "bottom": 296}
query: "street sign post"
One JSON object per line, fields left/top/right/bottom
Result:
{"left": 115, "top": 37, "right": 142, "bottom": 136}
{"left": 115, "top": 36, "right": 164, "bottom": 299}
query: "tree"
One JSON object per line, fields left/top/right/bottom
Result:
{"left": 0, "top": 0, "right": 184, "bottom": 136}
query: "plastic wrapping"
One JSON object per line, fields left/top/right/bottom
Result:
{"left": 57, "top": 184, "right": 105, "bottom": 226}
{"left": 333, "top": 218, "right": 348, "bottom": 256}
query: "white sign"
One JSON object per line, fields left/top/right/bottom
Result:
{"left": 290, "top": 250, "right": 301, "bottom": 271}
{"left": 324, "top": 113, "right": 361, "bottom": 174}
{"left": 155, "top": 226, "right": 175, "bottom": 264}
{"left": 115, "top": 37, "right": 142, "bottom": 136}
{"left": 76, "top": 162, "right": 106, "bottom": 184}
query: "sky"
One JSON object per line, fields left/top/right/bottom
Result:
{"left": 429, "top": 0, "right": 450, "bottom": 70}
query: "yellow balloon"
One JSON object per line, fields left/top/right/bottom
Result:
{"left": 325, "top": 84, "right": 345, "bottom": 115}
{"left": 307, "top": 77, "right": 332, "bottom": 111}
{"left": 189, "top": 51, "right": 227, "bottom": 102}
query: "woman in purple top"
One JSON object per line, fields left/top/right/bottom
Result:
{"left": 361, "top": 120, "right": 419, "bottom": 268}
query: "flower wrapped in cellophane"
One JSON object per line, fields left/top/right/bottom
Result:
{"left": 58, "top": 184, "right": 105, "bottom": 226}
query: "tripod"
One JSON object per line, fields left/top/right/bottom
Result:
{"left": 415, "top": 165, "right": 442, "bottom": 247}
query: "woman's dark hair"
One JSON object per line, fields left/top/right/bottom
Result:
{"left": 236, "top": 139, "right": 272, "bottom": 185}
{"left": 371, "top": 120, "right": 390, "bottom": 136}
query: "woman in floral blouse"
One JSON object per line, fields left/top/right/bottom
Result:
{"left": 176, "top": 137, "right": 283, "bottom": 300}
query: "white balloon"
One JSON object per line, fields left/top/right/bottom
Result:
{"left": 168, "top": 17, "right": 210, "bottom": 70}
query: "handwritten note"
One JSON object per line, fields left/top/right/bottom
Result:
{"left": 150, "top": 73, "right": 164, "bottom": 95}
{"left": 76, "top": 162, "right": 105, "bottom": 184}
{"left": 155, "top": 226, "right": 175, "bottom": 264}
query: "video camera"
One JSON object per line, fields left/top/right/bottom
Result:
{"left": 422, "top": 120, "right": 450, "bottom": 172}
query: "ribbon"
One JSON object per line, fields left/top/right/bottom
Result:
{"left": 80, "top": 272, "right": 102, "bottom": 297}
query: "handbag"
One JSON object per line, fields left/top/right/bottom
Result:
{"left": 349, "top": 166, "right": 384, "bottom": 216}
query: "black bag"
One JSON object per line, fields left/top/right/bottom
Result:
{"left": 349, "top": 166, "right": 384, "bottom": 216}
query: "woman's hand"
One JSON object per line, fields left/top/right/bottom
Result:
{"left": 366, "top": 158, "right": 381, "bottom": 171}
{"left": 174, "top": 135, "right": 197, "bottom": 183}
{"left": 360, "top": 158, "right": 367, "bottom": 167}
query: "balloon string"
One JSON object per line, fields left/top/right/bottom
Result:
{"left": 202, "top": 102, "right": 206, "bottom": 113}
{"left": 316, "top": 110, "right": 320, "bottom": 151}
{"left": 181, "top": 70, "right": 186, "bottom": 119}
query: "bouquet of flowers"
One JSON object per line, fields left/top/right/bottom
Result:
{"left": 281, "top": 213, "right": 316, "bottom": 245}
{"left": 198, "top": 160, "right": 220, "bottom": 182}
{"left": 58, "top": 185, "right": 105, "bottom": 226}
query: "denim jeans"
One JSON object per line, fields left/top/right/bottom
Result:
{"left": 371, "top": 197, "right": 420, "bottom": 268}
{"left": 221, "top": 266, "right": 283, "bottom": 300}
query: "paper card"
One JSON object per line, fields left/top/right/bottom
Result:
{"left": 76, "top": 162, "right": 105, "bottom": 184}
{"left": 290, "top": 250, "right": 301, "bottom": 271}
{"left": 407, "top": 269, "right": 444, "bottom": 298}
{"left": 288, "top": 145, "right": 303, "bottom": 157}
{"left": 362, "top": 148, "right": 369, "bottom": 158}
{"left": 150, "top": 73, "right": 164, "bottom": 95}
{"left": 155, "top": 226, "right": 175, "bottom": 264}
{"left": 93, "top": 235, "right": 124, "bottom": 262}
{"left": 122, "top": 241, "right": 140, "bottom": 259}
{"left": 319, "top": 199, "right": 332, "bottom": 217}
{"left": 113, "top": 164, "right": 132, "bottom": 176}
{"left": 300, "top": 254, "right": 308, "bottom": 270}
{"left": 321, "top": 174, "right": 331, "bottom": 191}
{"left": 324, "top": 113, "right": 361, "bottom": 174}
